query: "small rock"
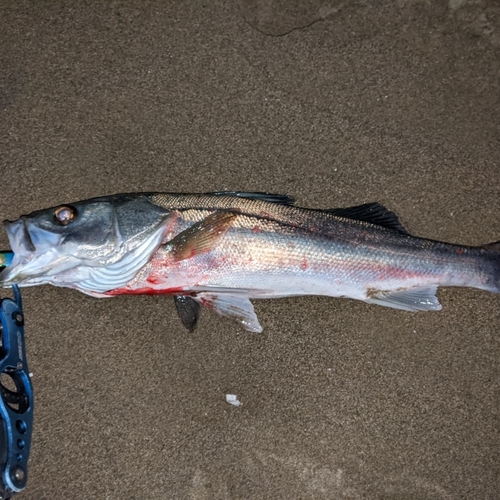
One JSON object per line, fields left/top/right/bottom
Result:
{"left": 225, "top": 394, "right": 242, "bottom": 407}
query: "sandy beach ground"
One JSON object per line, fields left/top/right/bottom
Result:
{"left": 0, "top": 1, "right": 498, "bottom": 498}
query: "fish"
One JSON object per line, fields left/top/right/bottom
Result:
{"left": 0, "top": 192, "right": 498, "bottom": 332}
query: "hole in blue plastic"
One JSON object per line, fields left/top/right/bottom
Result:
{"left": 0, "top": 369, "right": 29, "bottom": 413}
{"left": 16, "top": 419, "right": 27, "bottom": 434}
{"left": 16, "top": 439, "right": 25, "bottom": 450}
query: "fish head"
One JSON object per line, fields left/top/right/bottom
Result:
{"left": 0, "top": 194, "right": 170, "bottom": 293}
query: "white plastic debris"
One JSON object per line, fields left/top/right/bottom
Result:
{"left": 225, "top": 394, "right": 242, "bottom": 407}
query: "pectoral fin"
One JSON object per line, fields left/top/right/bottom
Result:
{"left": 174, "top": 295, "right": 201, "bottom": 332}
{"left": 365, "top": 286, "right": 442, "bottom": 311}
{"left": 167, "top": 211, "right": 237, "bottom": 261}
{"left": 194, "top": 292, "right": 262, "bottom": 333}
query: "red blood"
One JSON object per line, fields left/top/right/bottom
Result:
{"left": 300, "top": 259, "right": 308, "bottom": 271}
{"left": 106, "top": 286, "right": 185, "bottom": 296}
{"left": 146, "top": 275, "right": 164, "bottom": 285}
{"left": 456, "top": 248, "right": 464, "bottom": 255}
{"left": 252, "top": 226, "right": 260, "bottom": 233}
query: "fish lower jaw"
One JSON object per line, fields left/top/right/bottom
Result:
{"left": 0, "top": 268, "right": 53, "bottom": 288}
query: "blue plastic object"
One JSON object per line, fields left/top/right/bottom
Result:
{"left": 0, "top": 286, "right": 33, "bottom": 499}
{"left": 0, "top": 254, "right": 13, "bottom": 270}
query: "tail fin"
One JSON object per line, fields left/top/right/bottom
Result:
{"left": 481, "top": 241, "right": 500, "bottom": 293}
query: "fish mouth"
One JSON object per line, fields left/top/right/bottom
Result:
{"left": 0, "top": 219, "right": 72, "bottom": 287}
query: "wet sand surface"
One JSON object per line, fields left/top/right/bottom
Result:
{"left": 0, "top": 1, "right": 499, "bottom": 498}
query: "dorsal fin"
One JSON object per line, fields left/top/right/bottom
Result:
{"left": 212, "top": 191, "right": 295, "bottom": 205}
{"left": 326, "top": 203, "right": 409, "bottom": 234}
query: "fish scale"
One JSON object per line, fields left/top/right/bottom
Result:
{"left": 116, "top": 210, "right": 494, "bottom": 299}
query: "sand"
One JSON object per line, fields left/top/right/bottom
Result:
{"left": 0, "top": 1, "right": 498, "bottom": 498}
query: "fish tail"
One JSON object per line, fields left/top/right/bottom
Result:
{"left": 480, "top": 240, "right": 500, "bottom": 293}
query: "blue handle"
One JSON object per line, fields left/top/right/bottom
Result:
{"left": 0, "top": 286, "right": 33, "bottom": 498}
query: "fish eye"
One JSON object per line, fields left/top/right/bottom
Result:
{"left": 54, "top": 205, "right": 77, "bottom": 225}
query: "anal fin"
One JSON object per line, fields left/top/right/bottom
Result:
{"left": 365, "top": 286, "right": 442, "bottom": 312}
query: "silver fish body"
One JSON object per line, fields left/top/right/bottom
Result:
{"left": 1, "top": 192, "right": 498, "bottom": 332}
